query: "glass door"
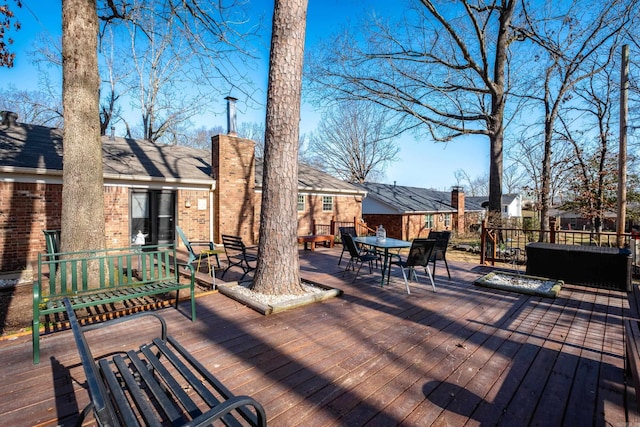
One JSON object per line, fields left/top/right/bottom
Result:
{"left": 130, "top": 190, "right": 176, "bottom": 245}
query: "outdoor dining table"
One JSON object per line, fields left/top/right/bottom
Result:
{"left": 354, "top": 236, "right": 411, "bottom": 287}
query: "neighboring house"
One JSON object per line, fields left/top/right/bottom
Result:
{"left": 0, "top": 112, "right": 365, "bottom": 272}
{"left": 466, "top": 193, "right": 523, "bottom": 221}
{"left": 548, "top": 207, "right": 617, "bottom": 231}
{"left": 355, "top": 182, "right": 486, "bottom": 240}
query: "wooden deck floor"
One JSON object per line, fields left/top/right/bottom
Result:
{"left": 1, "top": 246, "right": 639, "bottom": 426}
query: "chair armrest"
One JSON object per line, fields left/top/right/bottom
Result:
{"left": 189, "top": 241, "right": 215, "bottom": 250}
{"left": 190, "top": 395, "right": 267, "bottom": 426}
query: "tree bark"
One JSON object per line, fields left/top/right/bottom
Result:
{"left": 61, "top": 0, "right": 105, "bottom": 254}
{"left": 251, "top": 0, "right": 308, "bottom": 295}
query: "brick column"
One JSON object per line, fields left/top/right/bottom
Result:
{"left": 212, "top": 134, "right": 256, "bottom": 244}
{"left": 451, "top": 186, "right": 465, "bottom": 233}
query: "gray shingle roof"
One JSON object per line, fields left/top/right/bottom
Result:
{"left": 255, "top": 158, "right": 365, "bottom": 195}
{"left": 0, "top": 122, "right": 367, "bottom": 195}
{"left": 0, "top": 122, "right": 213, "bottom": 182}
{"left": 356, "top": 182, "right": 457, "bottom": 213}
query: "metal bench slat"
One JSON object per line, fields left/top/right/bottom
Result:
{"left": 153, "top": 338, "right": 245, "bottom": 427}
{"left": 139, "top": 344, "right": 204, "bottom": 420}
{"left": 163, "top": 337, "right": 260, "bottom": 426}
{"left": 98, "top": 358, "right": 142, "bottom": 427}
{"left": 125, "top": 349, "right": 188, "bottom": 425}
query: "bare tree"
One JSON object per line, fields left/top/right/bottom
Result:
{"left": 237, "top": 121, "right": 266, "bottom": 157}
{"left": 0, "top": 85, "right": 62, "bottom": 127}
{"left": 516, "top": 0, "right": 636, "bottom": 237}
{"left": 560, "top": 63, "right": 622, "bottom": 234}
{"left": 61, "top": 0, "right": 106, "bottom": 254}
{"left": 508, "top": 134, "right": 574, "bottom": 209}
{"left": 307, "top": 0, "right": 523, "bottom": 218}
{"left": 503, "top": 163, "right": 526, "bottom": 194}
{"left": 182, "top": 125, "right": 225, "bottom": 149}
{"left": 454, "top": 169, "right": 490, "bottom": 197}
{"left": 252, "top": 0, "right": 308, "bottom": 295}
{"left": 307, "top": 101, "right": 399, "bottom": 183}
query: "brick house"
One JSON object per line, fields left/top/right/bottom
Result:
{"left": 356, "top": 182, "right": 486, "bottom": 240}
{"left": 0, "top": 112, "right": 365, "bottom": 272}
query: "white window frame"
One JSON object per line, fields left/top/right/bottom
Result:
{"left": 297, "top": 194, "right": 305, "bottom": 212}
{"left": 444, "top": 213, "right": 451, "bottom": 228}
{"left": 425, "top": 214, "right": 434, "bottom": 229}
{"left": 322, "top": 196, "right": 333, "bottom": 212}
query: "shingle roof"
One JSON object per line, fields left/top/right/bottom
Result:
{"left": 0, "top": 122, "right": 367, "bottom": 195}
{"left": 255, "top": 159, "right": 365, "bottom": 195}
{"left": 355, "top": 182, "right": 458, "bottom": 214}
{"left": 0, "top": 122, "right": 213, "bottom": 183}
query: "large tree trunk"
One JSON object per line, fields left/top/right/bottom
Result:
{"left": 251, "top": 0, "right": 308, "bottom": 295}
{"left": 61, "top": 0, "right": 105, "bottom": 254}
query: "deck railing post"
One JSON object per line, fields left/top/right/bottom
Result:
{"left": 480, "top": 219, "right": 487, "bottom": 265}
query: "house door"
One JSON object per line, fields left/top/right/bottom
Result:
{"left": 131, "top": 190, "right": 176, "bottom": 245}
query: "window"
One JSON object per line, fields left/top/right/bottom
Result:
{"left": 424, "top": 214, "right": 434, "bottom": 228}
{"left": 322, "top": 196, "right": 333, "bottom": 212}
{"left": 297, "top": 195, "right": 305, "bottom": 212}
{"left": 444, "top": 213, "right": 451, "bottom": 228}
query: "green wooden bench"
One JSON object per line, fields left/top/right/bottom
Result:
{"left": 32, "top": 244, "right": 195, "bottom": 364}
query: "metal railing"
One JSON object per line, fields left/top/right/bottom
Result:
{"left": 480, "top": 219, "right": 633, "bottom": 266}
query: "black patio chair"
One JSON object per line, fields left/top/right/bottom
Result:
{"left": 342, "top": 234, "right": 380, "bottom": 282}
{"left": 338, "top": 226, "right": 357, "bottom": 265}
{"left": 386, "top": 238, "right": 437, "bottom": 294}
{"left": 427, "top": 230, "right": 451, "bottom": 280}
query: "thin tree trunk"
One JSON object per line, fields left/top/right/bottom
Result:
{"left": 61, "top": 0, "right": 105, "bottom": 256}
{"left": 251, "top": 0, "right": 308, "bottom": 295}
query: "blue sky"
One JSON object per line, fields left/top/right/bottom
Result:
{"left": 2, "top": 0, "right": 489, "bottom": 191}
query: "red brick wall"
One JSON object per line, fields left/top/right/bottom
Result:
{"left": 0, "top": 181, "right": 211, "bottom": 272}
{"left": 104, "top": 186, "right": 130, "bottom": 247}
{"left": 363, "top": 212, "right": 451, "bottom": 241}
{"left": 176, "top": 189, "right": 213, "bottom": 243}
{"left": 297, "top": 194, "right": 362, "bottom": 235}
{"left": 0, "top": 181, "right": 61, "bottom": 271}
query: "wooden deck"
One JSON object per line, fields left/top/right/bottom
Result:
{"left": 1, "top": 246, "right": 639, "bottom": 426}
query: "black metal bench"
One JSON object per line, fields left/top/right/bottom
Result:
{"left": 63, "top": 298, "right": 267, "bottom": 426}
{"left": 525, "top": 242, "right": 632, "bottom": 291}
{"left": 220, "top": 235, "right": 257, "bottom": 280}
{"left": 33, "top": 244, "right": 195, "bottom": 364}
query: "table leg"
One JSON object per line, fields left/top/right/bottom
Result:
{"left": 380, "top": 249, "right": 390, "bottom": 287}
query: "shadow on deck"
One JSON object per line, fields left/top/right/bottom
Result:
{"left": 0, "top": 245, "right": 638, "bottom": 426}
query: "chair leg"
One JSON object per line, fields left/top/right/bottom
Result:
{"left": 400, "top": 267, "right": 410, "bottom": 294}
{"left": 338, "top": 246, "right": 346, "bottom": 265}
{"left": 424, "top": 266, "right": 436, "bottom": 292}
{"left": 352, "top": 262, "right": 365, "bottom": 282}
{"left": 442, "top": 256, "right": 451, "bottom": 280}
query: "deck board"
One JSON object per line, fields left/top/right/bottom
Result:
{"left": 0, "top": 246, "right": 637, "bottom": 426}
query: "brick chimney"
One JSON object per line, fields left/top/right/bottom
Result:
{"left": 212, "top": 97, "right": 257, "bottom": 244}
{"left": 1, "top": 111, "right": 18, "bottom": 127}
{"left": 451, "top": 186, "right": 465, "bottom": 232}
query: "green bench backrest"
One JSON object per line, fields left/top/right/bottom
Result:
{"left": 37, "top": 245, "right": 177, "bottom": 297}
